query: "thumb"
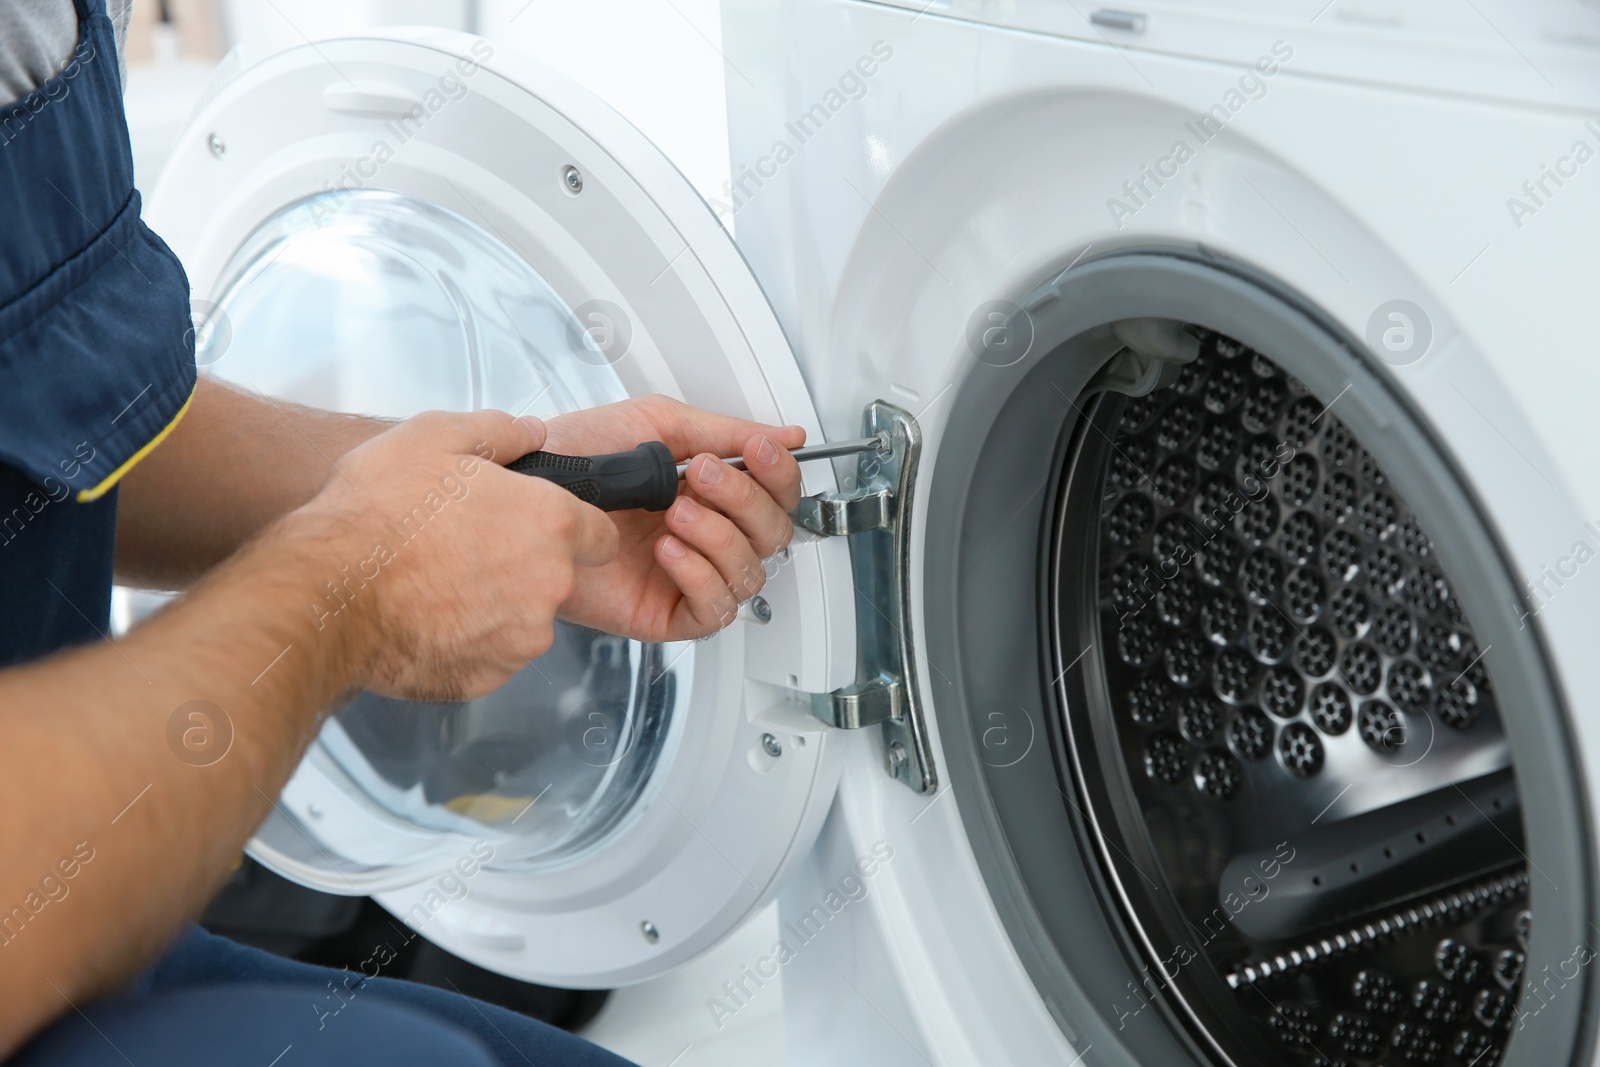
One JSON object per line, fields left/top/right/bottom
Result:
{"left": 572, "top": 501, "right": 620, "bottom": 568}
{"left": 449, "top": 409, "right": 545, "bottom": 466}
{"left": 514, "top": 414, "right": 548, "bottom": 456}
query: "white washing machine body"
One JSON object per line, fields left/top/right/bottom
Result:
{"left": 145, "top": 6, "right": 1600, "bottom": 1067}
{"left": 718, "top": 2, "right": 1600, "bottom": 1065}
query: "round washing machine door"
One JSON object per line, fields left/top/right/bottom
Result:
{"left": 145, "top": 29, "right": 856, "bottom": 988}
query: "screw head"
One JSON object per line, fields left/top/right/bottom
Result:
{"left": 562, "top": 164, "right": 583, "bottom": 194}
{"left": 640, "top": 920, "right": 660, "bottom": 945}
{"left": 761, "top": 732, "right": 783, "bottom": 759}
{"left": 208, "top": 133, "right": 226, "bottom": 159}
{"left": 750, "top": 595, "right": 772, "bottom": 623}
{"left": 887, "top": 741, "right": 909, "bottom": 773}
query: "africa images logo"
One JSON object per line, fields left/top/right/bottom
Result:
{"left": 709, "top": 41, "right": 894, "bottom": 220}
{"left": 309, "top": 39, "right": 495, "bottom": 227}
{"left": 1106, "top": 41, "right": 1294, "bottom": 229}
{"left": 704, "top": 840, "right": 895, "bottom": 1028}
{"left": 0, "top": 35, "right": 96, "bottom": 146}
{"left": 1503, "top": 119, "right": 1600, "bottom": 230}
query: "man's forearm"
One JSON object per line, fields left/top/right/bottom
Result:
{"left": 0, "top": 397, "right": 800, "bottom": 1056}
{"left": 0, "top": 506, "right": 370, "bottom": 1056}
{"left": 115, "top": 377, "right": 389, "bottom": 587}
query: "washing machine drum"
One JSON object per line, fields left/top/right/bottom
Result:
{"left": 1069, "top": 332, "right": 1527, "bottom": 1065}
{"left": 930, "top": 262, "right": 1588, "bottom": 1067}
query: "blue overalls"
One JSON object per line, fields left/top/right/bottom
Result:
{"left": 0, "top": 0, "right": 194, "bottom": 664}
{"left": 3, "top": 5, "right": 634, "bottom": 1065}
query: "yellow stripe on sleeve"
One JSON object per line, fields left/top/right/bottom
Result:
{"left": 75, "top": 384, "right": 198, "bottom": 503}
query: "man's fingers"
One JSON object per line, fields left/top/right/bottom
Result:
{"left": 645, "top": 396, "right": 806, "bottom": 461}
{"left": 672, "top": 417, "right": 806, "bottom": 464}
{"left": 409, "top": 408, "right": 544, "bottom": 465}
{"left": 540, "top": 396, "right": 806, "bottom": 464}
{"left": 685, "top": 452, "right": 796, "bottom": 559}
{"left": 515, "top": 414, "right": 549, "bottom": 455}
{"left": 741, "top": 432, "right": 805, "bottom": 512}
{"left": 655, "top": 535, "right": 739, "bottom": 635}
{"left": 664, "top": 495, "right": 765, "bottom": 602}
{"left": 569, "top": 500, "right": 620, "bottom": 568}
{"left": 497, "top": 473, "right": 617, "bottom": 569}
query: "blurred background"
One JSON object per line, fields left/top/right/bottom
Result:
{"left": 124, "top": 0, "right": 731, "bottom": 209}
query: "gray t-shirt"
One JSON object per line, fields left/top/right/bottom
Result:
{"left": 0, "top": 0, "right": 132, "bottom": 104}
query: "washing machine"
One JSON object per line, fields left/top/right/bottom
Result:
{"left": 146, "top": 3, "right": 1600, "bottom": 1065}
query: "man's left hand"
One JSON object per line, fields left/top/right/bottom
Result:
{"left": 537, "top": 394, "right": 806, "bottom": 642}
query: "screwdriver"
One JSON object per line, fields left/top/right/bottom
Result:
{"left": 508, "top": 434, "right": 890, "bottom": 512}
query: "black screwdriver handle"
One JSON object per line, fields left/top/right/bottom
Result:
{"left": 507, "top": 441, "right": 679, "bottom": 512}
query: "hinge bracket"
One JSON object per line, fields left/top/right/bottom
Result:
{"left": 794, "top": 487, "right": 891, "bottom": 537}
{"left": 793, "top": 401, "right": 935, "bottom": 794}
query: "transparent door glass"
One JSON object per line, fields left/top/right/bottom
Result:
{"left": 204, "top": 189, "right": 690, "bottom": 874}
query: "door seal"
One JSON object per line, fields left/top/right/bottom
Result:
{"left": 794, "top": 400, "right": 936, "bottom": 794}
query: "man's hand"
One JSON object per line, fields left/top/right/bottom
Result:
{"left": 117, "top": 382, "right": 808, "bottom": 650}
{"left": 538, "top": 395, "right": 807, "bottom": 642}
{"left": 0, "top": 393, "right": 802, "bottom": 1054}
{"left": 296, "top": 409, "right": 619, "bottom": 701}
{"left": 0, "top": 404, "right": 629, "bottom": 1053}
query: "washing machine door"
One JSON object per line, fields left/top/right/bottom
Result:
{"left": 144, "top": 28, "right": 858, "bottom": 988}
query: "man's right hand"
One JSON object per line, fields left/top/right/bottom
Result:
{"left": 0, "top": 406, "right": 625, "bottom": 1056}
{"left": 292, "top": 409, "right": 619, "bottom": 701}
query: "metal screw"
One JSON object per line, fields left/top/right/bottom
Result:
{"left": 562, "top": 165, "right": 583, "bottom": 194}
{"left": 640, "top": 920, "right": 660, "bottom": 945}
{"left": 750, "top": 595, "right": 772, "bottom": 624}
{"left": 208, "top": 133, "right": 226, "bottom": 159}
{"left": 761, "top": 733, "right": 783, "bottom": 759}
{"left": 887, "top": 741, "right": 909, "bottom": 774}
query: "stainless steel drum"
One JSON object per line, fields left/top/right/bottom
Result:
{"left": 1051, "top": 328, "right": 1527, "bottom": 1067}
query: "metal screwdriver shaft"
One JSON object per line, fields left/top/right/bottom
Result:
{"left": 509, "top": 433, "right": 892, "bottom": 512}
{"left": 674, "top": 433, "right": 891, "bottom": 478}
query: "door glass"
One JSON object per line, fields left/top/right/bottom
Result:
{"left": 201, "top": 189, "right": 690, "bottom": 875}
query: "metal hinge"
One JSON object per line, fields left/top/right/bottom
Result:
{"left": 793, "top": 400, "right": 936, "bottom": 794}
